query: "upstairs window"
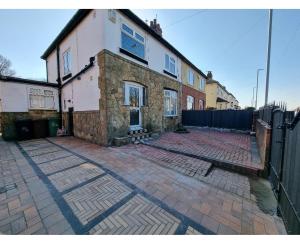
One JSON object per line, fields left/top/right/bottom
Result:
{"left": 188, "top": 69, "right": 194, "bottom": 86}
{"left": 29, "top": 88, "right": 55, "bottom": 110}
{"left": 187, "top": 95, "right": 194, "bottom": 110}
{"left": 200, "top": 78, "right": 206, "bottom": 91}
{"left": 164, "top": 54, "right": 176, "bottom": 75}
{"left": 63, "top": 49, "right": 71, "bottom": 75}
{"left": 121, "top": 23, "right": 145, "bottom": 59}
{"left": 164, "top": 89, "right": 177, "bottom": 116}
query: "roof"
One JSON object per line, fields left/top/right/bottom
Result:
{"left": 41, "top": 9, "right": 207, "bottom": 79}
{"left": 41, "top": 10, "right": 92, "bottom": 59}
{"left": 0, "top": 75, "right": 58, "bottom": 87}
{"left": 207, "top": 79, "right": 236, "bottom": 99}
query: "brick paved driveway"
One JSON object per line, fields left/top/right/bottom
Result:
{"left": 144, "top": 128, "right": 263, "bottom": 174}
{"left": 0, "top": 137, "right": 286, "bottom": 235}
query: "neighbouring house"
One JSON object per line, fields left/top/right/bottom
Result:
{"left": 41, "top": 9, "right": 207, "bottom": 145}
{"left": 181, "top": 61, "right": 206, "bottom": 110}
{"left": 205, "top": 71, "right": 239, "bottom": 110}
{"left": 0, "top": 76, "right": 59, "bottom": 140}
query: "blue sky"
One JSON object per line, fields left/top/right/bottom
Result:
{"left": 0, "top": 9, "right": 299, "bottom": 109}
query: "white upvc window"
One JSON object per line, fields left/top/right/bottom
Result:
{"left": 187, "top": 95, "right": 194, "bottom": 110}
{"left": 164, "top": 89, "right": 177, "bottom": 116}
{"left": 199, "top": 99, "right": 204, "bottom": 110}
{"left": 188, "top": 69, "right": 194, "bottom": 86}
{"left": 63, "top": 49, "right": 71, "bottom": 75}
{"left": 199, "top": 78, "right": 206, "bottom": 91}
{"left": 164, "top": 54, "right": 176, "bottom": 75}
{"left": 121, "top": 23, "right": 145, "bottom": 59}
{"left": 29, "top": 88, "right": 55, "bottom": 110}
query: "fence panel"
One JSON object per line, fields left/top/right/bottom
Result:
{"left": 269, "top": 109, "right": 285, "bottom": 199}
{"left": 182, "top": 110, "right": 253, "bottom": 130}
{"left": 279, "top": 115, "right": 300, "bottom": 234}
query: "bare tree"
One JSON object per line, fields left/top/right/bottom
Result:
{"left": 0, "top": 54, "right": 15, "bottom": 76}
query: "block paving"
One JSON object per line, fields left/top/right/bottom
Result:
{"left": 0, "top": 135, "right": 286, "bottom": 235}
{"left": 145, "top": 128, "right": 263, "bottom": 172}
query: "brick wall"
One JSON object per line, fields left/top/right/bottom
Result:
{"left": 256, "top": 119, "right": 271, "bottom": 167}
{"left": 182, "top": 84, "right": 206, "bottom": 110}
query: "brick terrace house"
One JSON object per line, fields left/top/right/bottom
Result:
{"left": 181, "top": 61, "right": 207, "bottom": 110}
{"left": 40, "top": 9, "right": 207, "bottom": 145}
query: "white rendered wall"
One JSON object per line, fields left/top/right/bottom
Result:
{"left": 0, "top": 81, "right": 59, "bottom": 112}
{"left": 104, "top": 10, "right": 182, "bottom": 82}
{"left": 47, "top": 50, "right": 57, "bottom": 84}
{"left": 46, "top": 10, "right": 106, "bottom": 111}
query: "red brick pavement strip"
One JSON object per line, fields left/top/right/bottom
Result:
{"left": 145, "top": 128, "right": 263, "bottom": 172}
{"left": 49, "top": 136, "right": 286, "bottom": 235}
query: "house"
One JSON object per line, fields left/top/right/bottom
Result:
{"left": 205, "top": 71, "right": 239, "bottom": 110}
{"left": 181, "top": 61, "right": 206, "bottom": 110}
{"left": 0, "top": 76, "right": 59, "bottom": 140}
{"left": 41, "top": 9, "right": 207, "bottom": 145}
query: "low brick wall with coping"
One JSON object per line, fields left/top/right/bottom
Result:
{"left": 256, "top": 118, "right": 271, "bottom": 168}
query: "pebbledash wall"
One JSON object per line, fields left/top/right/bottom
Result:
{"left": 0, "top": 79, "right": 59, "bottom": 140}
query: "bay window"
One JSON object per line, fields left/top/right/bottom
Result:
{"left": 164, "top": 89, "right": 177, "bottom": 116}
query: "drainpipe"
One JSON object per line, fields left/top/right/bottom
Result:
{"left": 56, "top": 46, "right": 63, "bottom": 129}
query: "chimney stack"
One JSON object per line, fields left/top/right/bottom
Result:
{"left": 150, "top": 18, "right": 162, "bottom": 37}
{"left": 207, "top": 71, "right": 213, "bottom": 80}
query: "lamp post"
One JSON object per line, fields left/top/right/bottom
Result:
{"left": 255, "top": 68, "right": 264, "bottom": 109}
{"left": 252, "top": 87, "right": 256, "bottom": 107}
{"left": 265, "top": 9, "right": 273, "bottom": 105}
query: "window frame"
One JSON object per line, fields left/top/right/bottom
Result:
{"left": 199, "top": 78, "right": 206, "bottom": 91}
{"left": 28, "top": 88, "right": 56, "bottom": 110}
{"left": 164, "top": 89, "right": 178, "bottom": 117}
{"left": 188, "top": 69, "right": 194, "bottom": 86}
{"left": 187, "top": 95, "right": 194, "bottom": 110}
{"left": 120, "top": 22, "right": 146, "bottom": 60}
{"left": 164, "top": 54, "right": 176, "bottom": 75}
{"left": 63, "top": 49, "right": 71, "bottom": 76}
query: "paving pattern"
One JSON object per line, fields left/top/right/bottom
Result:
{"left": 90, "top": 194, "right": 180, "bottom": 235}
{"left": 64, "top": 175, "right": 132, "bottom": 225}
{"left": 144, "top": 128, "right": 263, "bottom": 172}
{"left": 117, "top": 144, "right": 253, "bottom": 200}
{"left": 116, "top": 144, "right": 212, "bottom": 177}
{"left": 0, "top": 136, "right": 286, "bottom": 235}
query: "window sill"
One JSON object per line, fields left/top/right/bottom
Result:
{"left": 62, "top": 73, "right": 72, "bottom": 81}
{"left": 119, "top": 48, "right": 148, "bottom": 65}
{"left": 163, "top": 70, "right": 177, "bottom": 79}
{"left": 164, "top": 115, "right": 178, "bottom": 118}
{"left": 29, "top": 108, "right": 57, "bottom": 111}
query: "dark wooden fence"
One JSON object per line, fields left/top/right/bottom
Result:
{"left": 267, "top": 106, "right": 299, "bottom": 234}
{"left": 182, "top": 110, "right": 253, "bottom": 131}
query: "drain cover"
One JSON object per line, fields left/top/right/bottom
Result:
{"left": 0, "top": 183, "right": 17, "bottom": 194}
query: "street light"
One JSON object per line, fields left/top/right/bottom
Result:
{"left": 255, "top": 68, "right": 264, "bottom": 109}
{"left": 252, "top": 87, "right": 256, "bottom": 107}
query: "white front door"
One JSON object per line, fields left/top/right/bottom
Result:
{"left": 126, "top": 83, "right": 143, "bottom": 130}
